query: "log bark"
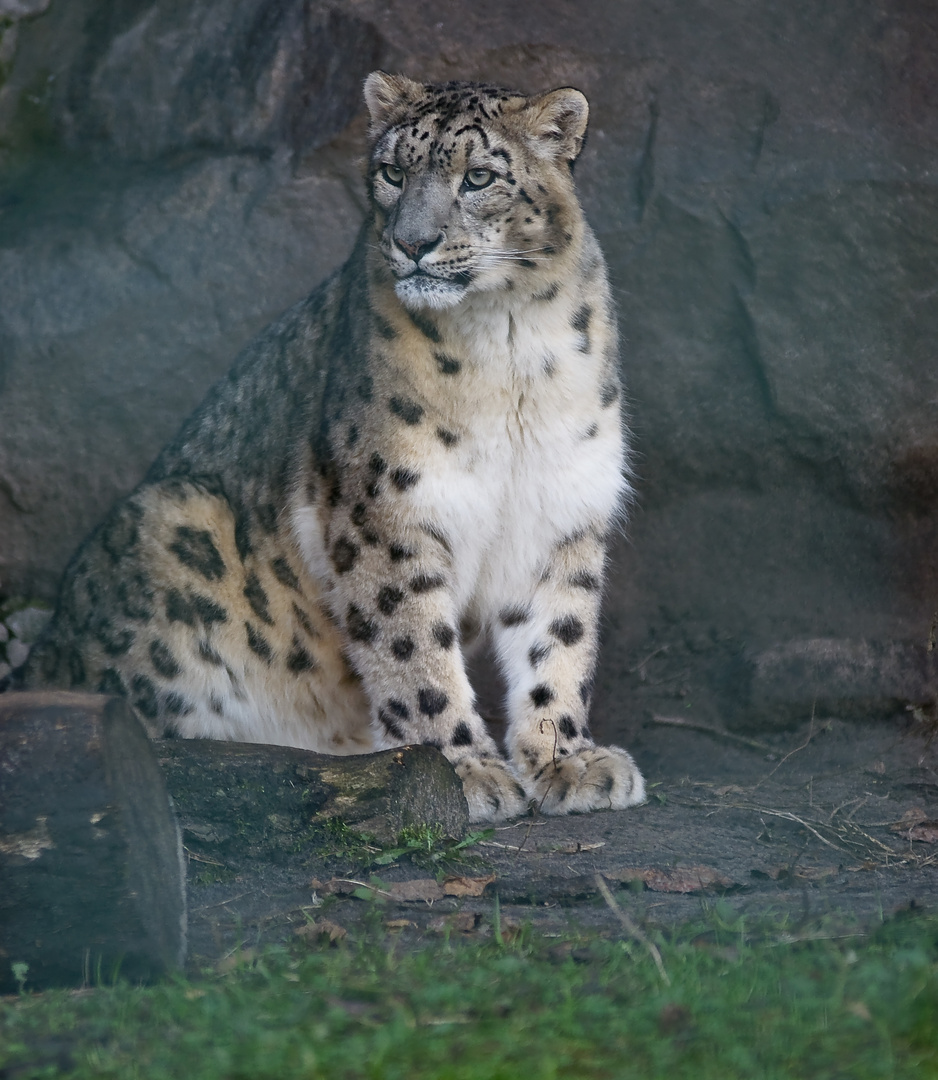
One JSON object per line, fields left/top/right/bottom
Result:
{"left": 0, "top": 692, "right": 187, "bottom": 992}
{"left": 155, "top": 737, "right": 470, "bottom": 864}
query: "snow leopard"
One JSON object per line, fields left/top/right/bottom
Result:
{"left": 21, "top": 72, "right": 646, "bottom": 822}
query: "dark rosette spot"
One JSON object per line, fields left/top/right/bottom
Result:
{"left": 389, "top": 396, "right": 425, "bottom": 425}
{"left": 169, "top": 526, "right": 226, "bottom": 581}
{"left": 391, "top": 635, "right": 415, "bottom": 660}
{"left": 530, "top": 683, "right": 555, "bottom": 708}
{"left": 549, "top": 615, "right": 585, "bottom": 646}
{"left": 243, "top": 570, "right": 273, "bottom": 625}
{"left": 377, "top": 585, "right": 405, "bottom": 615}
{"left": 150, "top": 639, "right": 181, "bottom": 679}
{"left": 557, "top": 715, "right": 578, "bottom": 740}
{"left": 432, "top": 622, "right": 456, "bottom": 649}
{"left": 331, "top": 536, "right": 359, "bottom": 574}
{"left": 347, "top": 605, "right": 379, "bottom": 644}
{"left": 246, "top": 622, "right": 273, "bottom": 662}
{"left": 499, "top": 605, "right": 531, "bottom": 627}
{"left": 451, "top": 721, "right": 474, "bottom": 747}
{"left": 418, "top": 686, "right": 449, "bottom": 717}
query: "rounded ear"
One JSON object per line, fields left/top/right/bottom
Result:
{"left": 523, "top": 87, "right": 590, "bottom": 162}
{"left": 363, "top": 71, "right": 424, "bottom": 133}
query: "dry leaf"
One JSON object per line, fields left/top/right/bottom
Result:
{"left": 294, "top": 919, "right": 347, "bottom": 944}
{"left": 608, "top": 865, "right": 733, "bottom": 893}
{"left": 846, "top": 1001, "right": 872, "bottom": 1022}
{"left": 428, "top": 912, "right": 480, "bottom": 934}
{"left": 908, "top": 822, "right": 938, "bottom": 843}
{"left": 384, "top": 918, "right": 416, "bottom": 931}
{"left": 442, "top": 873, "right": 496, "bottom": 897}
{"left": 387, "top": 879, "right": 446, "bottom": 902}
{"left": 891, "top": 807, "right": 928, "bottom": 831}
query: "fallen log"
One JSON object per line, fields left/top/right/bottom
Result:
{"left": 0, "top": 691, "right": 470, "bottom": 989}
{"left": 0, "top": 692, "right": 187, "bottom": 993}
{"left": 154, "top": 736, "right": 470, "bottom": 870}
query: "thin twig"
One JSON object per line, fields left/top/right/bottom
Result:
{"left": 752, "top": 706, "right": 820, "bottom": 792}
{"left": 594, "top": 873, "right": 670, "bottom": 986}
{"left": 516, "top": 719, "right": 559, "bottom": 855}
{"left": 652, "top": 714, "right": 772, "bottom": 753}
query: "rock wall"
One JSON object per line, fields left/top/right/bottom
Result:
{"left": 0, "top": 0, "right": 936, "bottom": 731}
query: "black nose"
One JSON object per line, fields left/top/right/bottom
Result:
{"left": 395, "top": 234, "right": 443, "bottom": 262}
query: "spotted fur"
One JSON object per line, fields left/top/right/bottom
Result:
{"left": 21, "top": 73, "right": 645, "bottom": 822}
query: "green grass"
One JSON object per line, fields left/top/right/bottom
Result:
{"left": 2, "top": 907, "right": 938, "bottom": 1079}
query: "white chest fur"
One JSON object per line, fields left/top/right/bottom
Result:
{"left": 412, "top": 293, "right": 627, "bottom": 622}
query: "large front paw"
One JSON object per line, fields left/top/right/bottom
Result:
{"left": 526, "top": 745, "right": 645, "bottom": 815}
{"left": 455, "top": 756, "right": 529, "bottom": 822}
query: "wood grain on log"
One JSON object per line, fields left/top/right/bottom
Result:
{"left": 0, "top": 692, "right": 187, "bottom": 993}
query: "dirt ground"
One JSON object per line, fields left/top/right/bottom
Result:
{"left": 185, "top": 709, "right": 938, "bottom": 966}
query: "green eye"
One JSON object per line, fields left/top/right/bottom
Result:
{"left": 381, "top": 163, "right": 405, "bottom": 186}
{"left": 464, "top": 168, "right": 494, "bottom": 189}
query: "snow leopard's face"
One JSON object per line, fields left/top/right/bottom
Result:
{"left": 364, "top": 74, "right": 589, "bottom": 311}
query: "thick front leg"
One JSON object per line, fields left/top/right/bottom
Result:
{"left": 312, "top": 501, "right": 527, "bottom": 822}
{"left": 493, "top": 529, "right": 645, "bottom": 814}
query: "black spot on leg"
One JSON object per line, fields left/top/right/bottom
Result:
{"left": 351, "top": 503, "right": 368, "bottom": 528}
{"left": 499, "top": 605, "right": 531, "bottom": 627}
{"left": 377, "top": 585, "right": 405, "bottom": 615}
{"left": 347, "top": 605, "right": 379, "bottom": 644}
{"left": 271, "top": 557, "right": 301, "bottom": 592}
{"left": 579, "top": 679, "right": 593, "bottom": 705}
{"left": 411, "top": 572, "right": 446, "bottom": 593}
{"left": 389, "top": 543, "right": 416, "bottom": 562}
{"left": 549, "top": 615, "right": 585, "bottom": 646}
{"left": 243, "top": 571, "right": 273, "bottom": 625}
{"left": 386, "top": 698, "right": 410, "bottom": 720}
{"left": 432, "top": 622, "right": 456, "bottom": 649}
{"left": 569, "top": 570, "right": 600, "bottom": 591}
{"left": 418, "top": 686, "right": 449, "bottom": 717}
{"left": 391, "top": 466, "right": 421, "bottom": 491}
{"left": 150, "top": 639, "right": 181, "bottom": 679}
{"left": 391, "top": 635, "right": 415, "bottom": 660}
{"left": 389, "top": 396, "right": 424, "bottom": 425}
{"left": 331, "top": 536, "right": 359, "bottom": 574}
{"left": 378, "top": 707, "right": 405, "bottom": 740}
{"left": 436, "top": 427, "right": 459, "bottom": 447}
{"left": 528, "top": 642, "right": 551, "bottom": 667}
{"left": 169, "top": 526, "right": 226, "bottom": 581}
{"left": 246, "top": 622, "right": 273, "bottom": 662}
{"left": 369, "top": 453, "right": 387, "bottom": 476}
{"left": 557, "top": 715, "right": 577, "bottom": 740}
{"left": 584, "top": 422, "right": 599, "bottom": 439}
{"left": 530, "top": 684, "right": 555, "bottom": 708}
{"left": 451, "top": 721, "right": 474, "bottom": 747}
